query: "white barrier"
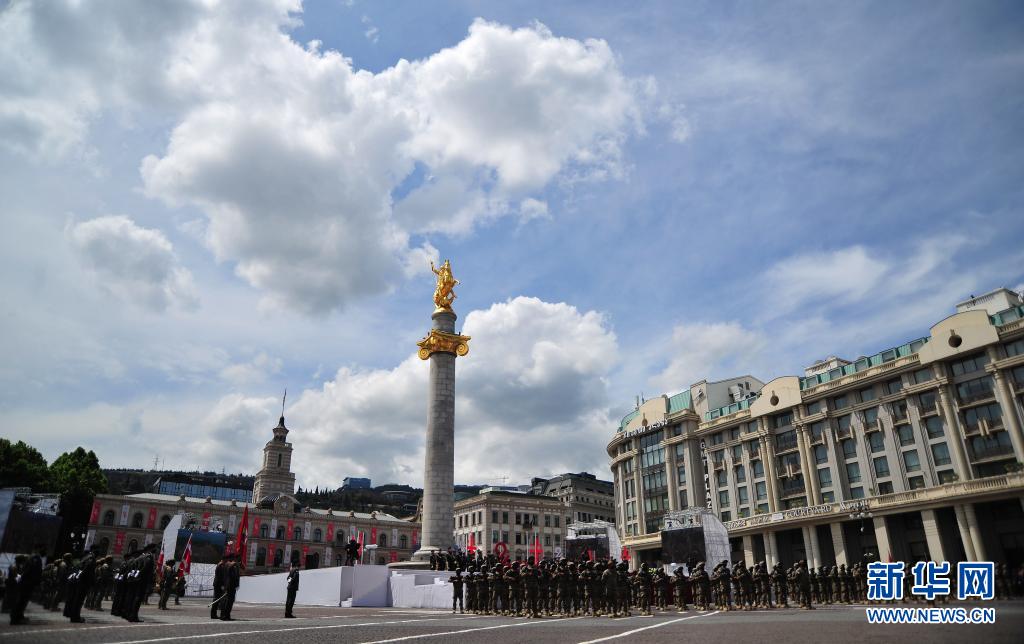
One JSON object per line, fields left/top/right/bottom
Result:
{"left": 235, "top": 566, "right": 355, "bottom": 606}
{"left": 389, "top": 570, "right": 456, "bottom": 609}
{"left": 352, "top": 565, "right": 390, "bottom": 607}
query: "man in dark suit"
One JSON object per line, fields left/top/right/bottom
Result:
{"left": 220, "top": 554, "right": 240, "bottom": 621}
{"left": 10, "top": 547, "right": 43, "bottom": 625}
{"left": 285, "top": 564, "right": 300, "bottom": 618}
{"left": 211, "top": 555, "right": 226, "bottom": 619}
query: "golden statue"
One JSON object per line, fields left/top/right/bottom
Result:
{"left": 431, "top": 259, "right": 459, "bottom": 312}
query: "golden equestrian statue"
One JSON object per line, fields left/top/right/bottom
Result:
{"left": 431, "top": 259, "right": 459, "bottom": 312}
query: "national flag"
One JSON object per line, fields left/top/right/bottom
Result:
{"left": 235, "top": 505, "right": 250, "bottom": 570}
{"left": 182, "top": 533, "right": 194, "bottom": 573}
{"left": 156, "top": 542, "right": 165, "bottom": 579}
{"left": 587, "top": 548, "right": 595, "bottom": 562}
{"left": 531, "top": 533, "right": 542, "bottom": 561}
{"left": 468, "top": 533, "right": 476, "bottom": 553}
{"left": 357, "top": 531, "right": 365, "bottom": 565}
{"left": 620, "top": 546, "right": 630, "bottom": 561}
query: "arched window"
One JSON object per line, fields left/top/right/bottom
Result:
{"left": 293, "top": 527, "right": 302, "bottom": 541}
{"left": 256, "top": 547, "right": 267, "bottom": 566}
{"left": 313, "top": 528, "right": 323, "bottom": 542}
{"left": 378, "top": 533, "right": 387, "bottom": 547}
{"left": 127, "top": 539, "right": 138, "bottom": 553}
{"left": 102, "top": 510, "right": 116, "bottom": 526}
{"left": 131, "top": 512, "right": 144, "bottom": 528}
{"left": 159, "top": 515, "right": 171, "bottom": 530}
{"left": 307, "top": 552, "right": 320, "bottom": 569}
{"left": 98, "top": 537, "right": 110, "bottom": 554}
{"left": 291, "top": 549, "right": 301, "bottom": 566}
{"left": 260, "top": 525, "right": 269, "bottom": 538}
{"left": 274, "top": 549, "right": 284, "bottom": 566}
{"left": 276, "top": 526, "right": 285, "bottom": 539}
{"left": 400, "top": 535, "right": 408, "bottom": 549}
{"left": 336, "top": 531, "right": 345, "bottom": 544}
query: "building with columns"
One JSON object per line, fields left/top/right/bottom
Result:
{"left": 608, "top": 288, "right": 1024, "bottom": 570}
{"left": 453, "top": 489, "right": 570, "bottom": 560}
{"left": 86, "top": 413, "right": 420, "bottom": 570}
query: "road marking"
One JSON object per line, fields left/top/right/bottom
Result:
{"left": 101, "top": 617, "right": 478, "bottom": 644}
{"left": 0, "top": 621, "right": 217, "bottom": 637}
{"left": 357, "top": 616, "right": 584, "bottom": 643}
{"left": 575, "top": 610, "right": 720, "bottom": 643}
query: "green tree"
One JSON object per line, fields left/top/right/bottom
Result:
{"left": 0, "top": 439, "right": 51, "bottom": 490}
{"left": 49, "top": 447, "right": 108, "bottom": 497}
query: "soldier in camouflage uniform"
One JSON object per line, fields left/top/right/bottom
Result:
{"left": 476, "top": 568, "right": 490, "bottom": 615}
{"left": 589, "top": 562, "right": 604, "bottom": 616}
{"left": 491, "top": 565, "right": 505, "bottom": 615}
{"left": 464, "top": 567, "right": 476, "bottom": 613}
{"left": 523, "top": 564, "right": 540, "bottom": 618}
{"left": 672, "top": 566, "right": 688, "bottom": 612}
{"left": 600, "top": 561, "right": 618, "bottom": 617}
{"left": 616, "top": 562, "right": 631, "bottom": 617}
{"left": 770, "top": 562, "right": 788, "bottom": 608}
{"left": 636, "top": 565, "right": 651, "bottom": 616}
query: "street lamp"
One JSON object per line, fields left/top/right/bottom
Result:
{"left": 848, "top": 501, "right": 872, "bottom": 534}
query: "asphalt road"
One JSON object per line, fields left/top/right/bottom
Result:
{"left": 1, "top": 600, "right": 1022, "bottom": 643}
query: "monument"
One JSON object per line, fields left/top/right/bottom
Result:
{"left": 409, "top": 259, "right": 470, "bottom": 564}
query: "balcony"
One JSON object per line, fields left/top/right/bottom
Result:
{"left": 863, "top": 419, "right": 880, "bottom": 432}
{"left": 964, "top": 418, "right": 1005, "bottom": 436}
{"left": 969, "top": 441, "right": 1015, "bottom": 461}
{"left": 958, "top": 389, "right": 996, "bottom": 406}
{"left": 775, "top": 433, "right": 799, "bottom": 452}
{"left": 780, "top": 477, "right": 806, "bottom": 497}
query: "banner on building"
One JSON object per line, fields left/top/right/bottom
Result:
{"left": 371, "top": 526, "right": 377, "bottom": 544}
{"left": 249, "top": 540, "right": 258, "bottom": 565}
{"left": 284, "top": 544, "right": 292, "bottom": 566}
{"left": 325, "top": 546, "right": 333, "bottom": 566}
{"left": 270, "top": 518, "right": 278, "bottom": 538}
{"left": 119, "top": 503, "right": 130, "bottom": 526}
{"left": 201, "top": 512, "right": 211, "bottom": 531}
{"left": 301, "top": 544, "right": 308, "bottom": 566}
{"left": 287, "top": 519, "right": 294, "bottom": 540}
{"left": 304, "top": 521, "right": 311, "bottom": 540}
{"left": 326, "top": 523, "right": 335, "bottom": 542}
{"left": 89, "top": 500, "right": 101, "bottom": 525}
{"left": 147, "top": 507, "right": 158, "bottom": 530}
{"left": 228, "top": 513, "right": 236, "bottom": 535}
{"left": 390, "top": 550, "right": 398, "bottom": 563}
{"left": 392, "top": 528, "right": 398, "bottom": 547}
{"left": 113, "top": 531, "right": 126, "bottom": 554}
{"left": 84, "top": 529, "right": 95, "bottom": 551}
{"left": 253, "top": 516, "right": 261, "bottom": 536}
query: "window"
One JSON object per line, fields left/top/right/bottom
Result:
{"left": 293, "top": 527, "right": 302, "bottom": 541}
{"left": 907, "top": 476, "right": 925, "bottom": 490}
{"left": 716, "top": 470, "right": 728, "bottom": 488}
{"left": 131, "top": 512, "right": 144, "bottom": 528}
{"left": 950, "top": 353, "right": 986, "bottom": 377}
{"left": 515, "top": 513, "right": 521, "bottom": 525}
{"left": 885, "top": 378, "right": 903, "bottom": 395}
{"left": 277, "top": 453, "right": 282, "bottom": 468}
{"left": 892, "top": 401, "right": 909, "bottom": 422}
{"left": 492, "top": 510, "right": 498, "bottom": 523}
{"left": 932, "top": 443, "right": 951, "bottom": 466}
{"left": 859, "top": 387, "right": 876, "bottom": 402}
{"left": 773, "top": 412, "right": 793, "bottom": 429}
{"left": 775, "top": 430, "right": 798, "bottom": 451}
{"left": 400, "top": 534, "right": 408, "bottom": 549}
{"left": 964, "top": 403, "right": 1003, "bottom": 429}
{"left": 102, "top": 510, "right": 115, "bottom": 526}
{"left": 841, "top": 439, "right": 857, "bottom": 459}
{"left": 873, "top": 456, "right": 890, "bottom": 478}
{"left": 747, "top": 440, "right": 760, "bottom": 456}
{"left": 957, "top": 377, "right": 994, "bottom": 402}
{"left": 718, "top": 491, "right": 730, "bottom": 507}
{"left": 898, "top": 424, "right": 916, "bottom": 446}
{"left": 913, "top": 368, "right": 933, "bottom": 384}
{"left": 502, "top": 511, "right": 509, "bottom": 524}
{"left": 625, "top": 479, "right": 636, "bottom": 499}
{"left": 846, "top": 462, "right": 861, "bottom": 483}
{"left": 711, "top": 432, "right": 725, "bottom": 445}
{"left": 752, "top": 460, "right": 764, "bottom": 477}
{"left": 127, "top": 539, "right": 138, "bottom": 553}
{"left": 755, "top": 481, "right": 767, "bottom": 500}
{"left": 850, "top": 486, "right": 865, "bottom": 499}
{"left": 277, "top": 526, "right": 285, "bottom": 539}
{"left": 678, "top": 490, "right": 688, "bottom": 508}
{"left": 336, "top": 530, "right": 345, "bottom": 543}
{"left": 159, "top": 515, "right": 171, "bottom": 530}
{"left": 814, "top": 444, "right": 829, "bottom": 464}
{"left": 502, "top": 531, "right": 509, "bottom": 543}
{"left": 918, "top": 391, "right": 937, "bottom": 413}
{"left": 313, "top": 528, "right": 323, "bottom": 542}
{"left": 878, "top": 481, "right": 894, "bottom": 495}
{"left": 925, "top": 416, "right": 944, "bottom": 439}
{"left": 737, "top": 487, "right": 749, "bottom": 504}
{"left": 720, "top": 511, "right": 731, "bottom": 522}
{"left": 544, "top": 514, "right": 551, "bottom": 528}
{"left": 1004, "top": 338, "right": 1024, "bottom": 357}
{"left": 837, "top": 415, "right": 852, "bottom": 433}
{"left": 677, "top": 464, "right": 687, "bottom": 485}
{"left": 832, "top": 395, "right": 849, "bottom": 410}
{"left": 735, "top": 464, "right": 746, "bottom": 482}
{"left": 545, "top": 535, "right": 551, "bottom": 547}
{"left": 554, "top": 516, "right": 560, "bottom": 528}
{"left": 904, "top": 450, "right": 921, "bottom": 472}
{"left": 937, "top": 470, "right": 956, "bottom": 484}
{"left": 806, "top": 400, "right": 823, "bottom": 415}
{"left": 810, "top": 421, "right": 826, "bottom": 442}
{"left": 869, "top": 431, "right": 885, "bottom": 453}
{"left": 821, "top": 491, "right": 835, "bottom": 503}
{"left": 818, "top": 467, "right": 832, "bottom": 488}
{"left": 731, "top": 444, "right": 742, "bottom": 460}
{"left": 730, "top": 427, "right": 741, "bottom": 441}
{"left": 515, "top": 532, "right": 522, "bottom": 545}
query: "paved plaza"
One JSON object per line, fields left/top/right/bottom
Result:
{"left": 1, "top": 600, "right": 1022, "bottom": 644}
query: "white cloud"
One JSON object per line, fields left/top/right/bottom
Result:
{"left": 761, "top": 245, "right": 888, "bottom": 315}
{"left": 220, "top": 352, "right": 284, "bottom": 387}
{"left": 519, "top": 198, "right": 550, "bottom": 223}
{"left": 650, "top": 322, "right": 767, "bottom": 394}
{"left": 189, "top": 296, "right": 619, "bottom": 486}
{"left": 67, "top": 216, "right": 198, "bottom": 312}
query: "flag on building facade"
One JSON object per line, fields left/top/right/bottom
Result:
{"left": 235, "top": 505, "right": 249, "bottom": 569}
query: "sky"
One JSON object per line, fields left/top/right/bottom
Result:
{"left": 1, "top": 0, "right": 1022, "bottom": 490}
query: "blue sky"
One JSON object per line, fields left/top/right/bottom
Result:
{"left": 1, "top": 0, "right": 1022, "bottom": 489}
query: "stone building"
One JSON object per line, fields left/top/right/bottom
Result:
{"left": 453, "top": 489, "right": 570, "bottom": 560}
{"left": 86, "top": 414, "right": 420, "bottom": 570}
{"left": 608, "top": 288, "right": 1024, "bottom": 570}
{"left": 530, "top": 472, "right": 616, "bottom": 525}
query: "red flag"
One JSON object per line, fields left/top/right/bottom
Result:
{"left": 156, "top": 542, "right": 165, "bottom": 578}
{"left": 371, "top": 526, "right": 377, "bottom": 544}
{"left": 114, "top": 531, "right": 126, "bottom": 554}
{"left": 326, "top": 523, "right": 335, "bottom": 542}
{"left": 357, "top": 531, "right": 365, "bottom": 564}
{"left": 468, "top": 533, "right": 476, "bottom": 553}
{"left": 301, "top": 545, "right": 308, "bottom": 567}
{"left": 146, "top": 507, "right": 158, "bottom": 530}
{"left": 620, "top": 546, "right": 630, "bottom": 561}
{"left": 89, "top": 500, "right": 101, "bottom": 525}
{"left": 287, "top": 519, "right": 294, "bottom": 540}
{"left": 235, "top": 506, "right": 249, "bottom": 569}
{"left": 532, "top": 534, "right": 543, "bottom": 561}
{"left": 182, "top": 533, "right": 194, "bottom": 573}
{"left": 587, "top": 548, "right": 595, "bottom": 562}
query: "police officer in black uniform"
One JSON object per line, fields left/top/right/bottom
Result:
{"left": 285, "top": 564, "right": 300, "bottom": 618}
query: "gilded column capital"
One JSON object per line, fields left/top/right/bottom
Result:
{"left": 417, "top": 329, "right": 471, "bottom": 360}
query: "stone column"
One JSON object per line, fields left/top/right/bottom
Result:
{"left": 960, "top": 503, "right": 987, "bottom": 561}
{"left": 415, "top": 310, "right": 459, "bottom": 560}
{"left": 936, "top": 375, "right": 972, "bottom": 480}
{"left": 742, "top": 534, "right": 755, "bottom": 567}
{"left": 796, "top": 424, "right": 821, "bottom": 505}
{"left": 831, "top": 522, "right": 849, "bottom": 567}
{"left": 666, "top": 442, "right": 680, "bottom": 511}
{"left": 760, "top": 431, "right": 781, "bottom": 512}
{"left": 764, "top": 530, "right": 778, "bottom": 567}
{"left": 872, "top": 515, "right": 891, "bottom": 563}
{"left": 954, "top": 504, "right": 978, "bottom": 561}
{"left": 806, "top": 524, "right": 822, "bottom": 569}
{"left": 921, "top": 509, "right": 946, "bottom": 563}
{"left": 992, "top": 369, "right": 1024, "bottom": 463}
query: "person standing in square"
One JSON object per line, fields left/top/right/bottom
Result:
{"left": 285, "top": 564, "right": 300, "bottom": 618}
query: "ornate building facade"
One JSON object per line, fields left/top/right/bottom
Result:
{"left": 608, "top": 288, "right": 1024, "bottom": 570}
{"left": 87, "top": 414, "right": 420, "bottom": 570}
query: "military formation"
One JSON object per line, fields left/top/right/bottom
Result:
{"left": 445, "top": 556, "right": 1022, "bottom": 617}
{"left": 2, "top": 542, "right": 193, "bottom": 626}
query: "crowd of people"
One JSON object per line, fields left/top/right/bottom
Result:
{"left": 441, "top": 553, "right": 1024, "bottom": 618}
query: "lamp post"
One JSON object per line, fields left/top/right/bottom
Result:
{"left": 848, "top": 501, "right": 872, "bottom": 534}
